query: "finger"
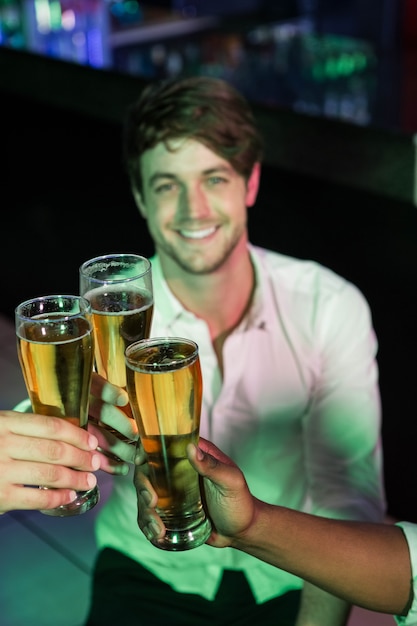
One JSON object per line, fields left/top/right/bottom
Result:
{"left": 187, "top": 443, "right": 247, "bottom": 493}
{"left": 88, "top": 423, "right": 132, "bottom": 474}
{"left": 88, "top": 397, "right": 137, "bottom": 442}
{"left": 99, "top": 403, "right": 138, "bottom": 440}
{"left": 2, "top": 432, "right": 101, "bottom": 472}
{"left": 134, "top": 468, "right": 157, "bottom": 507}
{"left": 0, "top": 459, "right": 98, "bottom": 492}
{"left": 1, "top": 411, "right": 98, "bottom": 451}
{"left": 96, "top": 449, "right": 130, "bottom": 475}
{"left": 187, "top": 443, "right": 224, "bottom": 477}
{"left": 0, "top": 486, "right": 80, "bottom": 514}
{"left": 88, "top": 422, "right": 135, "bottom": 470}
{"left": 90, "top": 374, "right": 129, "bottom": 407}
{"left": 141, "top": 515, "right": 165, "bottom": 543}
{"left": 134, "top": 440, "right": 147, "bottom": 466}
{"left": 133, "top": 468, "right": 164, "bottom": 542}
{"left": 137, "top": 488, "right": 158, "bottom": 511}
{"left": 197, "top": 438, "right": 238, "bottom": 467}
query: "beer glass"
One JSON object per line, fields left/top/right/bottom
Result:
{"left": 79, "top": 253, "right": 153, "bottom": 445}
{"left": 125, "top": 337, "right": 212, "bottom": 551}
{"left": 15, "top": 294, "right": 99, "bottom": 516}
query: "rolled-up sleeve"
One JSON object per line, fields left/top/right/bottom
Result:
{"left": 395, "top": 522, "right": 417, "bottom": 625}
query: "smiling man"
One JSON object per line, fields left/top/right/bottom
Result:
{"left": 133, "top": 136, "right": 259, "bottom": 370}
{"left": 85, "top": 76, "right": 386, "bottom": 626}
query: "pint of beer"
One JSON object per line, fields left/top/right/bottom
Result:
{"left": 125, "top": 337, "right": 212, "bottom": 551}
{"left": 79, "top": 253, "right": 153, "bottom": 440}
{"left": 15, "top": 294, "right": 99, "bottom": 516}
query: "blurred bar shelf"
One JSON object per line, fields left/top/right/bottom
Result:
{"left": 1, "top": 0, "right": 416, "bottom": 205}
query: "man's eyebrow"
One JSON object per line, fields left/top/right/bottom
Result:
{"left": 203, "top": 165, "right": 233, "bottom": 176}
{"left": 148, "top": 173, "right": 177, "bottom": 186}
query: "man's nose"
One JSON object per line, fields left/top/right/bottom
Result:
{"left": 180, "top": 184, "right": 210, "bottom": 218}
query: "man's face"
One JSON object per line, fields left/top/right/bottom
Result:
{"left": 135, "top": 138, "right": 260, "bottom": 275}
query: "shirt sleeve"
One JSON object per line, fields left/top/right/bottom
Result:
{"left": 395, "top": 522, "right": 417, "bottom": 625}
{"left": 303, "top": 279, "right": 386, "bottom": 523}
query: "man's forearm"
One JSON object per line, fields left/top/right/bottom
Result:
{"left": 232, "top": 500, "right": 413, "bottom": 616}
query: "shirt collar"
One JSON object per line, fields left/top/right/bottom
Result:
{"left": 150, "top": 245, "right": 269, "bottom": 331}
{"left": 150, "top": 255, "right": 185, "bottom": 327}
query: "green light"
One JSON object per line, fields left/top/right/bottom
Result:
{"left": 49, "top": 0, "right": 62, "bottom": 30}
{"left": 337, "top": 53, "right": 356, "bottom": 76}
{"left": 125, "top": 1, "right": 139, "bottom": 15}
{"left": 325, "top": 57, "right": 339, "bottom": 79}
{"left": 312, "top": 50, "right": 370, "bottom": 81}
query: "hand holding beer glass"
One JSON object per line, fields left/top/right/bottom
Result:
{"left": 125, "top": 337, "right": 212, "bottom": 551}
{"left": 79, "top": 253, "right": 153, "bottom": 446}
{"left": 15, "top": 294, "right": 99, "bottom": 516}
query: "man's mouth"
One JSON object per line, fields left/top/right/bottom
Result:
{"left": 178, "top": 226, "right": 217, "bottom": 239}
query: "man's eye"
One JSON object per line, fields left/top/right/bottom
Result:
{"left": 207, "top": 176, "right": 227, "bottom": 186}
{"left": 154, "top": 182, "right": 177, "bottom": 194}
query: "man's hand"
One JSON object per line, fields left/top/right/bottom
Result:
{"left": 88, "top": 372, "right": 137, "bottom": 473}
{"left": 187, "top": 439, "right": 256, "bottom": 547}
{"left": 0, "top": 410, "right": 100, "bottom": 514}
{"left": 134, "top": 437, "right": 256, "bottom": 548}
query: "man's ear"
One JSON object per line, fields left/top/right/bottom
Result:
{"left": 246, "top": 162, "right": 261, "bottom": 207}
{"left": 132, "top": 188, "right": 147, "bottom": 219}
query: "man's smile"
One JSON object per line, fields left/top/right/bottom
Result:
{"left": 177, "top": 226, "right": 218, "bottom": 239}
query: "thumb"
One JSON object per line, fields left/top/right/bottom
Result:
{"left": 187, "top": 442, "right": 244, "bottom": 494}
{"left": 187, "top": 442, "right": 219, "bottom": 476}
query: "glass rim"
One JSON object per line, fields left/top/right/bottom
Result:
{"left": 125, "top": 336, "right": 199, "bottom": 370}
{"left": 79, "top": 253, "right": 151, "bottom": 284}
{"left": 15, "top": 294, "right": 91, "bottom": 319}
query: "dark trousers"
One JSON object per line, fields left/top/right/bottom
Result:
{"left": 85, "top": 548, "right": 301, "bottom": 626}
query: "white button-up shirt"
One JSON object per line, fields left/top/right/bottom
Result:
{"left": 95, "top": 244, "right": 386, "bottom": 603}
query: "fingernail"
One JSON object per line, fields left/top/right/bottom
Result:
{"left": 113, "top": 463, "right": 129, "bottom": 476}
{"left": 143, "top": 523, "right": 153, "bottom": 541}
{"left": 91, "top": 453, "right": 100, "bottom": 471}
{"left": 115, "top": 391, "right": 129, "bottom": 407}
{"left": 66, "top": 490, "right": 77, "bottom": 503}
{"left": 150, "top": 519, "right": 161, "bottom": 537}
{"left": 140, "top": 489, "right": 152, "bottom": 505}
{"left": 88, "top": 434, "right": 99, "bottom": 450}
{"left": 144, "top": 519, "right": 160, "bottom": 540}
{"left": 87, "top": 473, "right": 97, "bottom": 488}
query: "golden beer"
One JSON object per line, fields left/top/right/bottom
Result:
{"left": 16, "top": 315, "right": 94, "bottom": 427}
{"left": 80, "top": 254, "right": 153, "bottom": 433}
{"left": 85, "top": 286, "right": 153, "bottom": 387}
{"left": 140, "top": 431, "right": 201, "bottom": 513}
{"left": 125, "top": 337, "right": 212, "bottom": 551}
{"left": 15, "top": 295, "right": 99, "bottom": 517}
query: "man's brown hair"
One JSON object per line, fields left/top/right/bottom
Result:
{"left": 123, "top": 76, "right": 264, "bottom": 194}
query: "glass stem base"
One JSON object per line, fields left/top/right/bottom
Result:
{"left": 40, "top": 485, "right": 100, "bottom": 517}
{"left": 151, "top": 516, "right": 212, "bottom": 551}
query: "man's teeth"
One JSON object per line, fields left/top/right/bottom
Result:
{"left": 180, "top": 227, "right": 216, "bottom": 239}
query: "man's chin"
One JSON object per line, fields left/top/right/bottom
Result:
{"left": 158, "top": 238, "right": 239, "bottom": 275}
{"left": 171, "top": 252, "right": 226, "bottom": 275}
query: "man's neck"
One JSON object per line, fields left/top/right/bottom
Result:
{"left": 159, "top": 246, "right": 255, "bottom": 343}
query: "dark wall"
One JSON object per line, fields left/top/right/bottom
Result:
{"left": 3, "top": 91, "right": 154, "bottom": 311}
{"left": 3, "top": 88, "right": 417, "bottom": 523}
